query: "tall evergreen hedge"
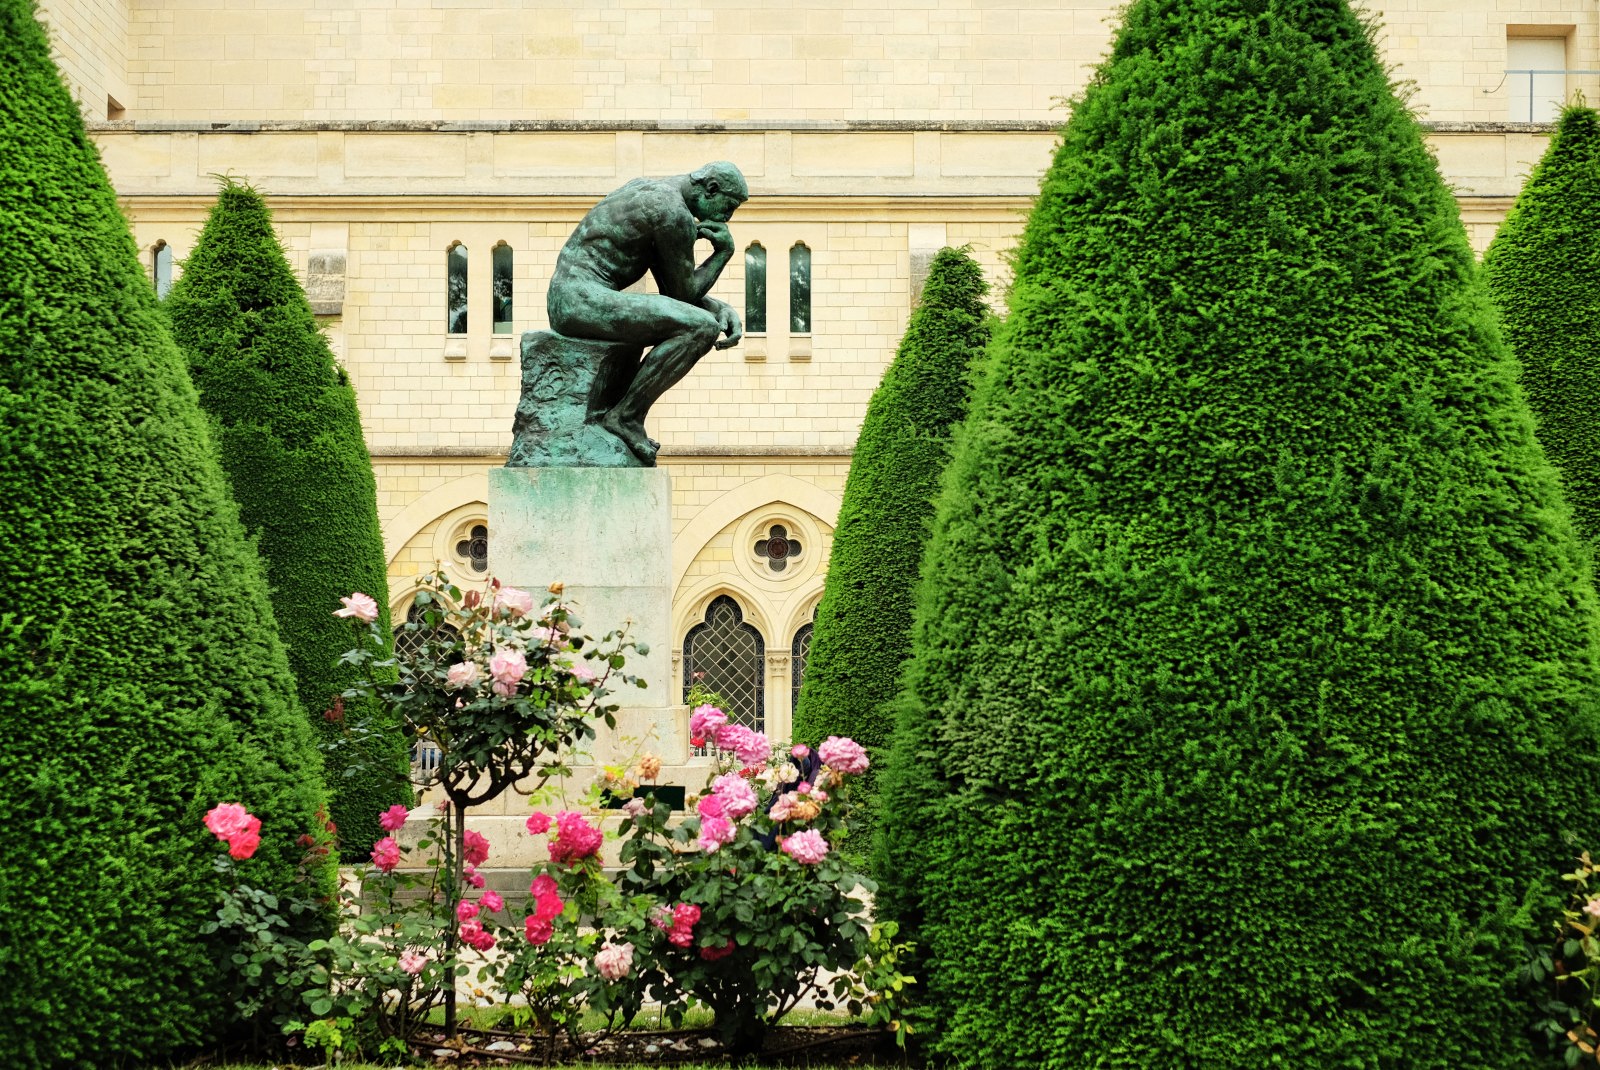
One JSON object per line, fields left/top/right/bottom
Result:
{"left": 165, "top": 180, "right": 407, "bottom": 857}
{"left": 1485, "top": 106, "right": 1600, "bottom": 552}
{"left": 792, "top": 247, "right": 989, "bottom": 864}
{"left": 877, "top": 2, "right": 1600, "bottom": 1066}
{"left": 0, "top": 4, "right": 333, "bottom": 1067}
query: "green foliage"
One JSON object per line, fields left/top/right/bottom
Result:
{"left": 164, "top": 178, "right": 407, "bottom": 857}
{"left": 1522, "top": 850, "right": 1600, "bottom": 1065}
{"left": 0, "top": 4, "right": 333, "bottom": 1066}
{"left": 792, "top": 247, "right": 990, "bottom": 871}
{"left": 1485, "top": 106, "right": 1600, "bottom": 555}
{"left": 876, "top": 2, "right": 1600, "bottom": 1067}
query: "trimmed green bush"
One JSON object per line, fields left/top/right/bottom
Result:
{"left": 1485, "top": 106, "right": 1600, "bottom": 552}
{"left": 165, "top": 180, "right": 407, "bottom": 857}
{"left": 0, "top": 4, "right": 333, "bottom": 1068}
{"left": 792, "top": 247, "right": 990, "bottom": 866}
{"left": 876, "top": 2, "right": 1600, "bottom": 1067}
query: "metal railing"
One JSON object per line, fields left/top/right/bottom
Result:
{"left": 1489, "top": 69, "right": 1600, "bottom": 122}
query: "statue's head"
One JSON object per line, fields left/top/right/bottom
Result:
{"left": 686, "top": 161, "right": 748, "bottom": 223}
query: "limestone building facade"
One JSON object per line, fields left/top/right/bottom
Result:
{"left": 35, "top": 0, "right": 1598, "bottom": 748}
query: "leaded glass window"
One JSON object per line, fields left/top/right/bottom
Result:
{"left": 745, "top": 242, "right": 767, "bottom": 333}
{"left": 753, "top": 523, "right": 802, "bottom": 573}
{"left": 446, "top": 242, "right": 468, "bottom": 334}
{"left": 683, "top": 595, "right": 765, "bottom": 731}
{"left": 492, "top": 242, "right": 514, "bottom": 335}
{"left": 455, "top": 523, "right": 489, "bottom": 575}
{"left": 153, "top": 241, "right": 173, "bottom": 299}
{"left": 791, "top": 615, "right": 815, "bottom": 715}
{"left": 789, "top": 242, "right": 811, "bottom": 334}
{"left": 392, "top": 597, "right": 461, "bottom": 665}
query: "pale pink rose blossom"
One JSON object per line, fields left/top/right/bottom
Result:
{"left": 568, "top": 660, "right": 598, "bottom": 684}
{"left": 494, "top": 586, "right": 536, "bottom": 618}
{"left": 697, "top": 813, "right": 736, "bottom": 853}
{"left": 1585, "top": 899, "right": 1600, "bottom": 919}
{"left": 780, "top": 829, "right": 829, "bottom": 865}
{"left": 818, "top": 736, "right": 869, "bottom": 775}
{"left": 334, "top": 592, "right": 380, "bottom": 623}
{"left": 595, "top": 941, "right": 634, "bottom": 981}
{"left": 371, "top": 836, "right": 402, "bottom": 873}
{"left": 378, "top": 804, "right": 409, "bottom": 832}
{"left": 769, "top": 792, "right": 800, "bottom": 823}
{"left": 488, "top": 647, "right": 528, "bottom": 691}
{"left": 790, "top": 744, "right": 810, "bottom": 760}
{"left": 446, "top": 661, "right": 481, "bottom": 690}
{"left": 622, "top": 797, "right": 647, "bottom": 818}
{"left": 398, "top": 949, "right": 428, "bottom": 975}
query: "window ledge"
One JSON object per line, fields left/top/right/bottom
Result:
{"left": 443, "top": 336, "right": 468, "bottom": 361}
{"left": 789, "top": 334, "right": 812, "bottom": 361}
{"left": 742, "top": 333, "right": 767, "bottom": 362}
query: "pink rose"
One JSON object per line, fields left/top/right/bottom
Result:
{"left": 371, "top": 836, "right": 402, "bottom": 873}
{"left": 712, "top": 772, "right": 758, "bottom": 820}
{"left": 818, "top": 736, "right": 869, "bottom": 776}
{"left": 525, "top": 917, "right": 554, "bottom": 945}
{"left": 568, "top": 659, "right": 598, "bottom": 684}
{"left": 689, "top": 704, "right": 727, "bottom": 741}
{"left": 530, "top": 874, "right": 558, "bottom": 900}
{"left": 227, "top": 828, "right": 261, "bottom": 860}
{"left": 595, "top": 941, "right": 634, "bottom": 981}
{"left": 790, "top": 744, "right": 810, "bottom": 760}
{"left": 481, "top": 889, "right": 504, "bottom": 913}
{"left": 464, "top": 863, "right": 485, "bottom": 888}
{"left": 494, "top": 586, "right": 536, "bottom": 618}
{"left": 667, "top": 903, "right": 701, "bottom": 948}
{"left": 697, "top": 793, "right": 726, "bottom": 820}
{"left": 457, "top": 898, "right": 480, "bottom": 922}
{"left": 459, "top": 918, "right": 495, "bottom": 952}
{"left": 526, "top": 811, "right": 552, "bottom": 835}
{"left": 1586, "top": 899, "right": 1600, "bottom": 919}
{"left": 398, "top": 949, "right": 427, "bottom": 975}
{"left": 769, "top": 792, "right": 799, "bottom": 823}
{"left": 622, "top": 797, "right": 647, "bottom": 818}
{"left": 204, "top": 803, "right": 254, "bottom": 842}
{"left": 334, "top": 592, "right": 379, "bottom": 622}
{"left": 714, "top": 723, "right": 770, "bottom": 765}
{"left": 446, "top": 661, "right": 481, "bottom": 690}
{"left": 697, "top": 813, "right": 735, "bottom": 853}
{"left": 378, "top": 804, "right": 409, "bottom": 832}
{"left": 780, "top": 829, "right": 829, "bottom": 865}
{"left": 699, "top": 938, "right": 736, "bottom": 962}
{"left": 549, "top": 811, "right": 603, "bottom": 865}
{"left": 463, "top": 829, "right": 491, "bottom": 867}
{"left": 488, "top": 647, "right": 528, "bottom": 689}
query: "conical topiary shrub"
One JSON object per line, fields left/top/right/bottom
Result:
{"left": 0, "top": 5, "right": 333, "bottom": 1067}
{"left": 792, "top": 246, "right": 990, "bottom": 867}
{"left": 165, "top": 179, "right": 408, "bottom": 857}
{"left": 1485, "top": 105, "right": 1600, "bottom": 553}
{"left": 876, "top": 1, "right": 1600, "bottom": 1066}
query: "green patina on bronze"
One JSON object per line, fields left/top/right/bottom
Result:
{"left": 509, "top": 161, "right": 748, "bottom": 468}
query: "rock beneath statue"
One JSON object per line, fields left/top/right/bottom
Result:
{"left": 508, "top": 331, "right": 647, "bottom": 468}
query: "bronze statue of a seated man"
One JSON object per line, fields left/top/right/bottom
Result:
{"left": 545, "top": 161, "right": 748, "bottom": 465}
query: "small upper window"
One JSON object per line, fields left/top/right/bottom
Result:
{"left": 153, "top": 241, "right": 173, "bottom": 299}
{"left": 745, "top": 242, "right": 767, "bottom": 334}
{"left": 1506, "top": 35, "right": 1568, "bottom": 122}
{"left": 446, "top": 242, "right": 469, "bottom": 334}
{"left": 789, "top": 242, "right": 811, "bottom": 334}
{"left": 492, "top": 242, "right": 514, "bottom": 335}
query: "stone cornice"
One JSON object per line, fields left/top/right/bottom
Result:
{"left": 85, "top": 118, "right": 1554, "bottom": 134}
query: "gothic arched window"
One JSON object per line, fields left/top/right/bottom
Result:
{"left": 492, "top": 242, "right": 514, "bottom": 335}
{"left": 683, "top": 595, "right": 765, "bottom": 731}
{"left": 744, "top": 242, "right": 767, "bottom": 333}
{"left": 789, "top": 242, "right": 811, "bottom": 334}
{"left": 446, "top": 242, "right": 469, "bottom": 334}
{"left": 790, "top": 609, "right": 816, "bottom": 715}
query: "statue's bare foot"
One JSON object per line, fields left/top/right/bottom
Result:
{"left": 601, "top": 411, "right": 658, "bottom": 465}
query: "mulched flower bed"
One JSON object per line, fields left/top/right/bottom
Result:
{"left": 406, "top": 1023, "right": 902, "bottom": 1066}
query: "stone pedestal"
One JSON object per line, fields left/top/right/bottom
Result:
{"left": 473, "top": 465, "right": 691, "bottom": 866}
